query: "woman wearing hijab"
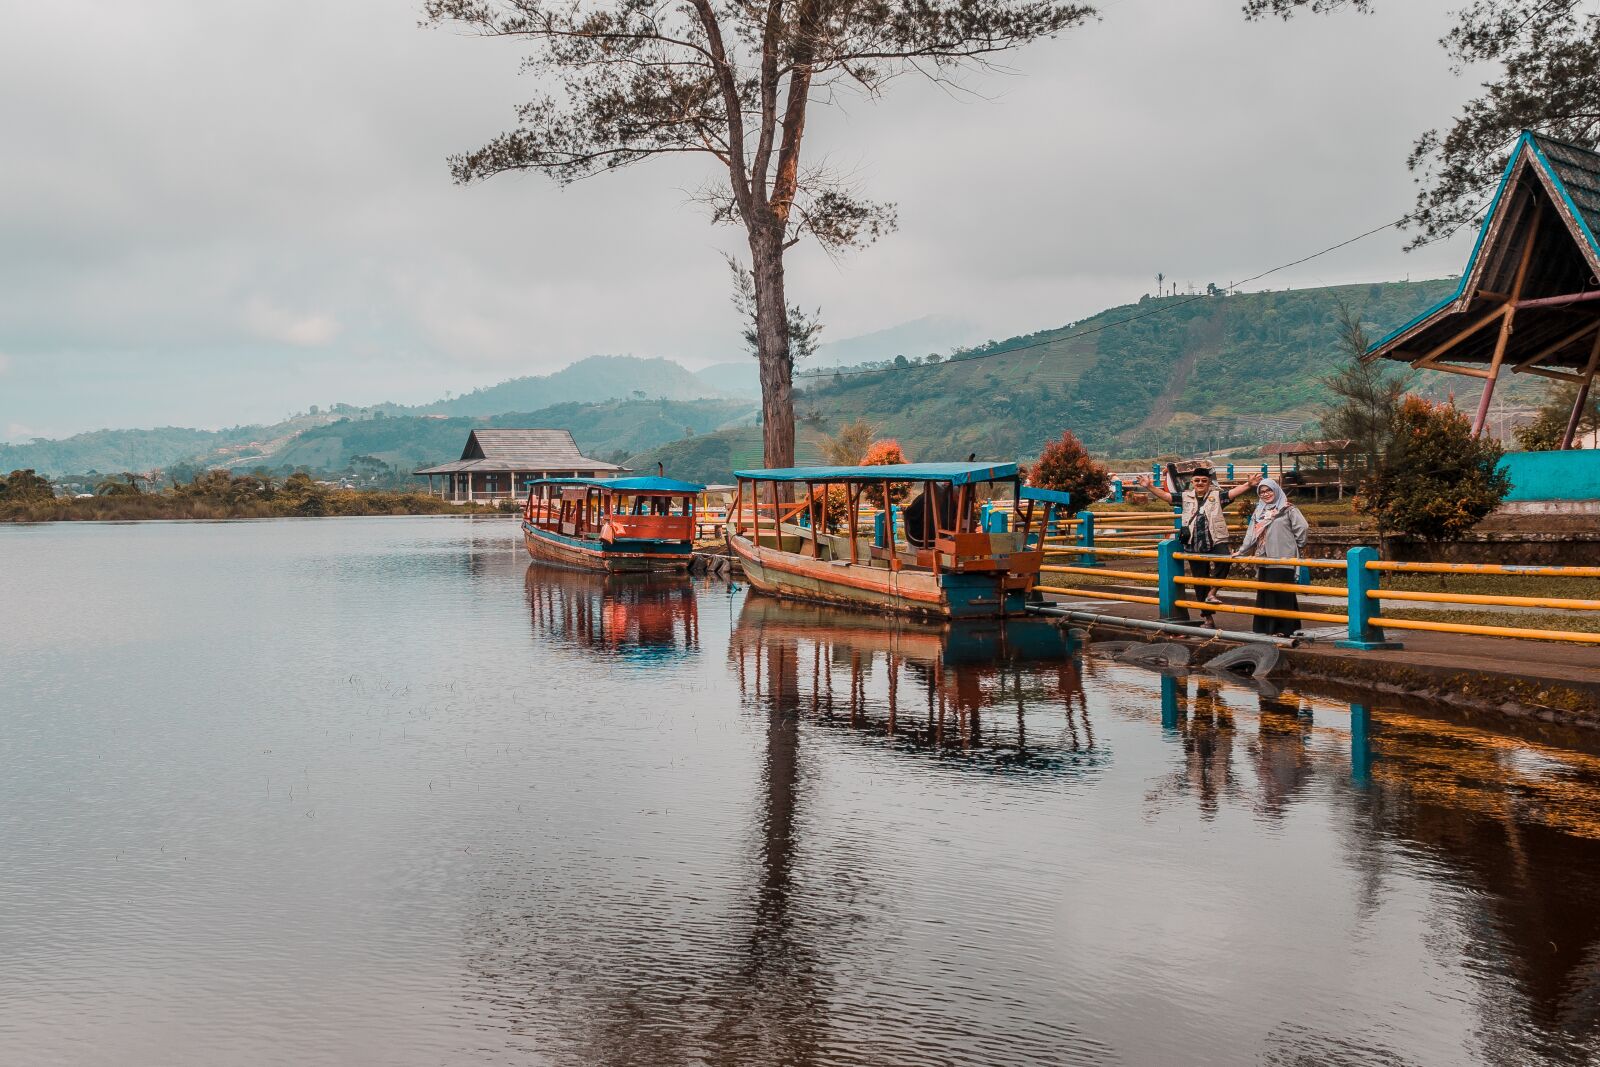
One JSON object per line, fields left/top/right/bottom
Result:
{"left": 1235, "top": 477, "right": 1309, "bottom": 636}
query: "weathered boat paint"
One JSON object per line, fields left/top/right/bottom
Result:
{"left": 524, "top": 521, "right": 692, "bottom": 573}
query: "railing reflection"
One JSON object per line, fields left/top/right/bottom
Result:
{"left": 523, "top": 562, "right": 699, "bottom": 660}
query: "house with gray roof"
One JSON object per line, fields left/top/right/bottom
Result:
{"left": 415, "top": 429, "right": 625, "bottom": 503}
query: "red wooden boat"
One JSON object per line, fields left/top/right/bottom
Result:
{"left": 521, "top": 476, "right": 704, "bottom": 572}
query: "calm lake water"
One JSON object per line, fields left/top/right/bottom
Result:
{"left": 4, "top": 517, "right": 1600, "bottom": 1066}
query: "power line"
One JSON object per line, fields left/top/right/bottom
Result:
{"left": 794, "top": 213, "right": 1414, "bottom": 383}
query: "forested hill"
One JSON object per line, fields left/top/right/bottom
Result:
{"left": 788, "top": 279, "right": 1462, "bottom": 462}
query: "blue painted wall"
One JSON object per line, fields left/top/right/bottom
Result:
{"left": 1499, "top": 450, "right": 1600, "bottom": 501}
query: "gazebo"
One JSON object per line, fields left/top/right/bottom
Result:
{"left": 1367, "top": 131, "right": 1600, "bottom": 449}
{"left": 415, "top": 429, "right": 624, "bottom": 503}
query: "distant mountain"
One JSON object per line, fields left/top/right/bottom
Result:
{"left": 811, "top": 315, "right": 983, "bottom": 367}
{"left": 412, "top": 355, "right": 731, "bottom": 417}
{"left": 258, "top": 398, "right": 754, "bottom": 475}
{"left": 9, "top": 280, "right": 1554, "bottom": 483}
{"left": 694, "top": 361, "right": 761, "bottom": 398}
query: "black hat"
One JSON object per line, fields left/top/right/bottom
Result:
{"left": 1190, "top": 465, "right": 1214, "bottom": 478}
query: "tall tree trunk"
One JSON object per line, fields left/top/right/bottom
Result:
{"left": 750, "top": 226, "right": 795, "bottom": 470}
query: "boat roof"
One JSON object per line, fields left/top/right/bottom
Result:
{"left": 526, "top": 476, "right": 705, "bottom": 494}
{"left": 733, "top": 461, "right": 1018, "bottom": 486}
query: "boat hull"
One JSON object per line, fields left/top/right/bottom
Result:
{"left": 523, "top": 522, "right": 692, "bottom": 573}
{"left": 728, "top": 533, "right": 1028, "bottom": 619}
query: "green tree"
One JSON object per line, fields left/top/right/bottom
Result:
{"left": 1513, "top": 383, "right": 1600, "bottom": 451}
{"left": 424, "top": 0, "right": 1093, "bottom": 470}
{"left": 1360, "top": 396, "right": 1511, "bottom": 548}
{"left": 0, "top": 469, "right": 55, "bottom": 503}
{"left": 1319, "top": 302, "right": 1409, "bottom": 478}
{"left": 1027, "top": 430, "right": 1110, "bottom": 512}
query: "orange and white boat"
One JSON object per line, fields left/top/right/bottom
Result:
{"left": 521, "top": 476, "right": 703, "bottom": 572}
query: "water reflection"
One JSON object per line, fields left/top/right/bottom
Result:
{"left": 524, "top": 562, "right": 699, "bottom": 661}
{"left": 730, "top": 594, "right": 1104, "bottom": 775}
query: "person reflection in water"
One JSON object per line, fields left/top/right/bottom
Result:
{"left": 1250, "top": 690, "right": 1314, "bottom": 817}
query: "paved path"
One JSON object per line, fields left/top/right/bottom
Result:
{"left": 1039, "top": 593, "right": 1600, "bottom": 709}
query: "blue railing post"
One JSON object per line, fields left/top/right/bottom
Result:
{"left": 1111, "top": 477, "right": 1123, "bottom": 504}
{"left": 1157, "top": 537, "right": 1180, "bottom": 620}
{"left": 1075, "top": 510, "right": 1099, "bottom": 568}
{"left": 1336, "top": 545, "right": 1402, "bottom": 650}
{"left": 873, "top": 511, "right": 885, "bottom": 548}
{"left": 1296, "top": 564, "right": 1310, "bottom": 585}
{"left": 1226, "top": 462, "right": 1235, "bottom": 482}
{"left": 1350, "top": 703, "right": 1372, "bottom": 787}
{"left": 1260, "top": 463, "right": 1269, "bottom": 479}
{"left": 1152, "top": 462, "right": 1162, "bottom": 488}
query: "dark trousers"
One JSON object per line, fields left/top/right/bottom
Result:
{"left": 1176, "top": 554, "right": 1232, "bottom": 621}
{"left": 1254, "top": 565, "right": 1301, "bottom": 636}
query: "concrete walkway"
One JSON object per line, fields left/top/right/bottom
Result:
{"left": 1038, "top": 592, "right": 1600, "bottom": 722}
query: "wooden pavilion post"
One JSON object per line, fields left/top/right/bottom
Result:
{"left": 1473, "top": 204, "right": 1542, "bottom": 437}
{"left": 1561, "top": 334, "right": 1600, "bottom": 449}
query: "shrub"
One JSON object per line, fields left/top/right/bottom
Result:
{"left": 1027, "top": 430, "right": 1111, "bottom": 512}
{"left": 1359, "top": 395, "right": 1510, "bottom": 545}
{"left": 0, "top": 469, "right": 55, "bottom": 504}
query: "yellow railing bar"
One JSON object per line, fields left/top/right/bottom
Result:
{"left": 1370, "top": 589, "right": 1600, "bottom": 611}
{"left": 1041, "top": 587, "right": 1161, "bottom": 606}
{"left": 1182, "top": 552, "right": 1347, "bottom": 569}
{"left": 1371, "top": 616, "right": 1600, "bottom": 644}
{"left": 1040, "top": 566, "right": 1157, "bottom": 581}
{"left": 1073, "top": 547, "right": 1161, "bottom": 558}
{"left": 1178, "top": 575, "right": 1339, "bottom": 596}
{"left": 1175, "top": 599, "right": 1348, "bottom": 624}
{"left": 1366, "top": 561, "right": 1600, "bottom": 578}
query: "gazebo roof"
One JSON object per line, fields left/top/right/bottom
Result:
{"left": 1367, "top": 132, "right": 1600, "bottom": 384}
{"left": 413, "top": 428, "right": 622, "bottom": 476}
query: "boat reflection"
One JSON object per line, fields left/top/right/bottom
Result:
{"left": 730, "top": 593, "right": 1103, "bottom": 775}
{"left": 523, "top": 562, "right": 699, "bottom": 661}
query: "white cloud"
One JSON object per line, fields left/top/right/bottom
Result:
{"left": 243, "top": 298, "right": 341, "bottom": 347}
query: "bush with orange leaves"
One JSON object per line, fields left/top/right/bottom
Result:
{"left": 1027, "top": 430, "right": 1111, "bottom": 512}
{"left": 807, "top": 437, "right": 911, "bottom": 530}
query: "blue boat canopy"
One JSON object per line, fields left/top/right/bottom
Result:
{"left": 1019, "top": 485, "right": 1077, "bottom": 507}
{"left": 734, "top": 462, "right": 1018, "bottom": 486}
{"left": 527, "top": 476, "right": 705, "bottom": 493}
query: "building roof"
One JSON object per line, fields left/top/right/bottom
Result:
{"left": 734, "top": 461, "right": 1018, "bottom": 485}
{"left": 413, "top": 428, "right": 622, "bottom": 476}
{"left": 527, "top": 476, "right": 704, "bottom": 494}
{"left": 1368, "top": 131, "right": 1600, "bottom": 380}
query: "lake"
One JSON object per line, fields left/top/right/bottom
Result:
{"left": 3, "top": 516, "right": 1600, "bottom": 1066}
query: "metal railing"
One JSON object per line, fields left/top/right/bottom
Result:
{"left": 1032, "top": 522, "right": 1600, "bottom": 647}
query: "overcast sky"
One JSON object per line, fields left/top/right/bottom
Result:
{"left": 0, "top": 0, "right": 1483, "bottom": 440}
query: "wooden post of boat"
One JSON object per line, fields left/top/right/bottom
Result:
{"left": 881, "top": 483, "right": 899, "bottom": 570}
{"left": 769, "top": 479, "right": 781, "bottom": 552}
{"left": 846, "top": 483, "right": 860, "bottom": 564}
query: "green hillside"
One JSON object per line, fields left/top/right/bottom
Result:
{"left": 791, "top": 280, "right": 1478, "bottom": 462}
{"left": 628, "top": 425, "right": 829, "bottom": 485}
{"left": 255, "top": 397, "right": 754, "bottom": 474}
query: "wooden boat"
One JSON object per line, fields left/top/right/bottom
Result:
{"left": 521, "top": 476, "right": 704, "bottom": 572}
{"left": 725, "top": 462, "right": 1044, "bottom": 619}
